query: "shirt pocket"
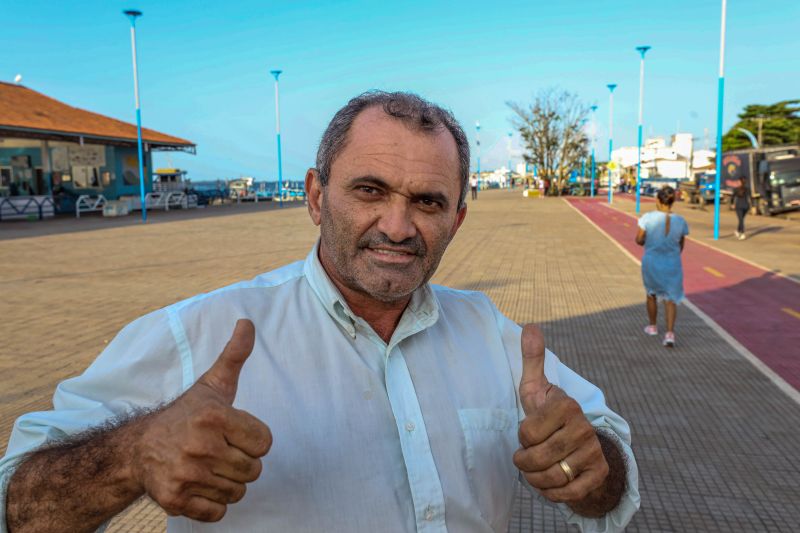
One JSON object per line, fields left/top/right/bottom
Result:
{"left": 458, "top": 408, "right": 519, "bottom": 531}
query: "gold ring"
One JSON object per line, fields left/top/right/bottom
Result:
{"left": 559, "top": 459, "right": 575, "bottom": 483}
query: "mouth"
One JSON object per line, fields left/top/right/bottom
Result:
{"left": 364, "top": 246, "right": 418, "bottom": 265}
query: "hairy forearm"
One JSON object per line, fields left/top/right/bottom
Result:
{"left": 568, "top": 431, "right": 627, "bottom": 518}
{"left": 6, "top": 413, "right": 149, "bottom": 533}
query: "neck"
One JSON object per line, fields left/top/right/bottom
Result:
{"left": 318, "top": 247, "right": 411, "bottom": 344}
{"left": 657, "top": 204, "right": 671, "bottom": 213}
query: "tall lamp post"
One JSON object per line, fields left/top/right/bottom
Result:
{"left": 714, "top": 1, "right": 728, "bottom": 240}
{"left": 635, "top": 45, "right": 651, "bottom": 214}
{"left": 607, "top": 84, "right": 617, "bottom": 204}
{"left": 590, "top": 105, "right": 598, "bottom": 197}
{"left": 270, "top": 70, "right": 283, "bottom": 207}
{"left": 123, "top": 9, "right": 147, "bottom": 222}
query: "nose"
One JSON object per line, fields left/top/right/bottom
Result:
{"left": 375, "top": 197, "right": 417, "bottom": 243}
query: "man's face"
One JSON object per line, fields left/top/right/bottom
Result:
{"left": 306, "top": 106, "right": 467, "bottom": 304}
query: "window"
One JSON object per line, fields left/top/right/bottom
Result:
{"left": 72, "top": 166, "right": 100, "bottom": 189}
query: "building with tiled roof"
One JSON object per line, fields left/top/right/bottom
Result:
{"left": 0, "top": 81, "right": 195, "bottom": 207}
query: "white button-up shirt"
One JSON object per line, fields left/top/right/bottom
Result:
{"left": 0, "top": 245, "right": 640, "bottom": 532}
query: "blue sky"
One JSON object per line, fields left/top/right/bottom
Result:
{"left": 2, "top": 0, "right": 798, "bottom": 181}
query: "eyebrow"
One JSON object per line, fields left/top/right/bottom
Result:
{"left": 348, "top": 175, "right": 390, "bottom": 190}
{"left": 349, "top": 175, "right": 451, "bottom": 209}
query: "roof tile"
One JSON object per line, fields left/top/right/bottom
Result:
{"left": 0, "top": 81, "right": 194, "bottom": 147}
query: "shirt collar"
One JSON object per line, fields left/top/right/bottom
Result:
{"left": 302, "top": 241, "right": 439, "bottom": 341}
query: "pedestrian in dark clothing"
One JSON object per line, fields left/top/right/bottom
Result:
{"left": 734, "top": 178, "right": 750, "bottom": 240}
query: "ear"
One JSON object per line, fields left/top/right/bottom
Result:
{"left": 449, "top": 204, "right": 468, "bottom": 238}
{"left": 305, "top": 168, "right": 323, "bottom": 226}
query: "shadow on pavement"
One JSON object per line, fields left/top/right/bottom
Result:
{"left": 746, "top": 225, "right": 784, "bottom": 238}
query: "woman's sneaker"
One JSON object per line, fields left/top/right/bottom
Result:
{"left": 663, "top": 332, "right": 675, "bottom": 348}
{"left": 644, "top": 325, "right": 658, "bottom": 336}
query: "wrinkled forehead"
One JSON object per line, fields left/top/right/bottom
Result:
{"left": 337, "top": 106, "right": 460, "bottom": 176}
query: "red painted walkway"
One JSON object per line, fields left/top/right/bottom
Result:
{"left": 566, "top": 197, "right": 800, "bottom": 390}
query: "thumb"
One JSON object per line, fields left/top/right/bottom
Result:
{"left": 519, "top": 323, "right": 551, "bottom": 414}
{"left": 197, "top": 319, "right": 256, "bottom": 404}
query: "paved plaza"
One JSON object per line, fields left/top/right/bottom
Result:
{"left": 1, "top": 190, "right": 799, "bottom": 531}
{"left": 568, "top": 195, "right": 800, "bottom": 391}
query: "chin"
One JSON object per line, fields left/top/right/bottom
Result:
{"left": 361, "top": 278, "right": 420, "bottom": 303}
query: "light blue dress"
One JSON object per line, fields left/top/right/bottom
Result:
{"left": 638, "top": 210, "right": 689, "bottom": 302}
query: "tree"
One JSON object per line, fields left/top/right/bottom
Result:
{"left": 508, "top": 88, "right": 590, "bottom": 195}
{"left": 722, "top": 100, "right": 800, "bottom": 151}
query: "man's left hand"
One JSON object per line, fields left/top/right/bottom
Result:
{"left": 512, "top": 324, "right": 613, "bottom": 514}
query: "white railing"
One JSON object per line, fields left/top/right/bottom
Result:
{"left": 145, "top": 191, "right": 179, "bottom": 211}
{"left": 75, "top": 195, "right": 107, "bottom": 218}
{"left": 143, "top": 191, "right": 197, "bottom": 211}
{"left": 0, "top": 196, "right": 56, "bottom": 221}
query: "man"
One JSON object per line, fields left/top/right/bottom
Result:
{"left": 470, "top": 173, "right": 478, "bottom": 200}
{"left": 1, "top": 91, "right": 639, "bottom": 532}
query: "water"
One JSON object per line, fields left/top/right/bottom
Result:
{"left": 192, "top": 180, "right": 305, "bottom": 192}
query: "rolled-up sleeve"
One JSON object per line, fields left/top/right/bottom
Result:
{"left": 0, "top": 308, "right": 187, "bottom": 533}
{"left": 495, "top": 306, "right": 641, "bottom": 532}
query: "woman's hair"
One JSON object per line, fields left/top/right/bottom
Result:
{"left": 657, "top": 186, "right": 676, "bottom": 235}
{"left": 735, "top": 177, "right": 747, "bottom": 197}
{"left": 657, "top": 186, "right": 676, "bottom": 207}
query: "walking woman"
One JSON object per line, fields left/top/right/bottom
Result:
{"left": 635, "top": 186, "right": 689, "bottom": 347}
{"left": 733, "top": 177, "right": 750, "bottom": 240}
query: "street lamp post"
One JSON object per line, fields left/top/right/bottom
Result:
{"left": 607, "top": 84, "right": 617, "bottom": 204}
{"left": 590, "top": 105, "right": 598, "bottom": 197}
{"left": 635, "top": 45, "right": 651, "bottom": 214}
{"left": 270, "top": 70, "right": 283, "bottom": 207}
{"left": 714, "top": 1, "right": 728, "bottom": 240}
{"left": 123, "top": 9, "right": 147, "bottom": 222}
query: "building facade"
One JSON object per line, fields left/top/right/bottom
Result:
{"left": 0, "top": 81, "right": 194, "bottom": 205}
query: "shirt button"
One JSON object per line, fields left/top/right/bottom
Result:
{"left": 424, "top": 506, "right": 434, "bottom": 521}
{"left": 405, "top": 421, "right": 416, "bottom": 432}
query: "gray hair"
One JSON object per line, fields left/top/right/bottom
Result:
{"left": 315, "top": 91, "right": 470, "bottom": 208}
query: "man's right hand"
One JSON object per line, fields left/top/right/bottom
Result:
{"left": 132, "top": 319, "right": 272, "bottom": 522}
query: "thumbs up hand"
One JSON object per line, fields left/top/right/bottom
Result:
{"left": 513, "top": 325, "right": 609, "bottom": 508}
{"left": 132, "top": 319, "right": 272, "bottom": 522}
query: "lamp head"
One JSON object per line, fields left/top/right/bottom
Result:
{"left": 607, "top": 84, "right": 617, "bottom": 93}
{"left": 475, "top": 121, "right": 480, "bottom": 130}
{"left": 591, "top": 105, "right": 598, "bottom": 112}
{"left": 636, "top": 45, "right": 652, "bottom": 58}
{"left": 123, "top": 9, "right": 142, "bottom": 20}
{"left": 270, "top": 69, "right": 282, "bottom": 81}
